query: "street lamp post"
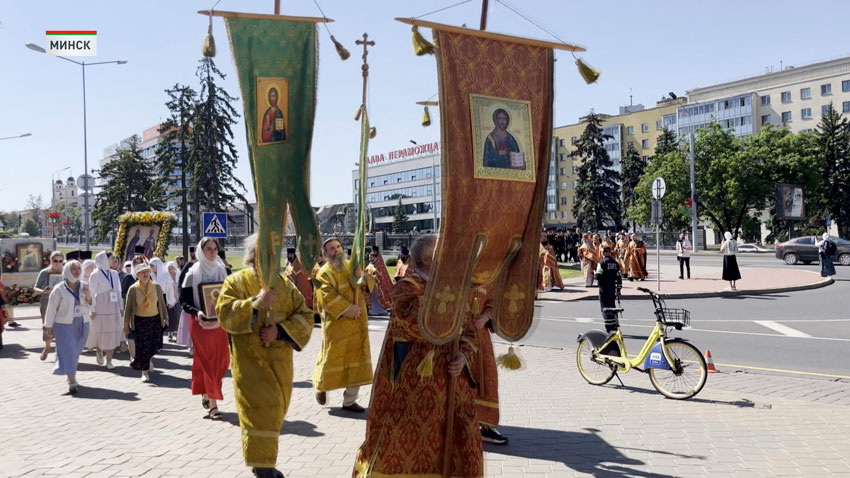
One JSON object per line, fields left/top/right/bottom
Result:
{"left": 26, "top": 42, "right": 126, "bottom": 251}
{"left": 0, "top": 133, "right": 32, "bottom": 141}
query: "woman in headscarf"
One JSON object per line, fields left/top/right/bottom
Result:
{"left": 149, "top": 257, "right": 177, "bottom": 350}
{"left": 87, "top": 251, "right": 124, "bottom": 369}
{"left": 720, "top": 231, "right": 741, "bottom": 290}
{"left": 815, "top": 232, "right": 836, "bottom": 277}
{"left": 181, "top": 237, "right": 230, "bottom": 420}
{"left": 44, "top": 260, "right": 92, "bottom": 394}
{"left": 165, "top": 261, "right": 182, "bottom": 341}
{"left": 123, "top": 262, "right": 168, "bottom": 382}
{"left": 82, "top": 260, "right": 97, "bottom": 283}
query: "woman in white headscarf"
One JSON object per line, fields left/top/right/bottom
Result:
{"left": 86, "top": 251, "right": 124, "bottom": 369}
{"left": 82, "top": 260, "right": 97, "bottom": 283}
{"left": 181, "top": 237, "right": 230, "bottom": 420}
{"left": 815, "top": 232, "right": 836, "bottom": 277}
{"left": 165, "top": 261, "right": 181, "bottom": 341}
{"left": 149, "top": 257, "right": 176, "bottom": 352}
{"left": 44, "top": 260, "right": 92, "bottom": 394}
{"left": 720, "top": 231, "right": 741, "bottom": 290}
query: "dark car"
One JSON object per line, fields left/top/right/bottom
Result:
{"left": 775, "top": 236, "right": 850, "bottom": 266}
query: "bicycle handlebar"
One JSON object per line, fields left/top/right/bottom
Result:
{"left": 637, "top": 287, "right": 651, "bottom": 293}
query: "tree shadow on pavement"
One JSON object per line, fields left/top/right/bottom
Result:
{"left": 282, "top": 420, "right": 324, "bottom": 437}
{"left": 0, "top": 343, "right": 30, "bottom": 359}
{"left": 65, "top": 386, "right": 140, "bottom": 401}
{"left": 488, "top": 426, "right": 689, "bottom": 477}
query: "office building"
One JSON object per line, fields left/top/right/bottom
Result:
{"left": 352, "top": 141, "right": 441, "bottom": 232}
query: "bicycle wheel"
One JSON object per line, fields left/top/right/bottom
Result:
{"left": 648, "top": 339, "right": 707, "bottom": 399}
{"left": 576, "top": 337, "right": 616, "bottom": 385}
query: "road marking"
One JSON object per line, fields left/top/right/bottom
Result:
{"left": 711, "top": 362, "right": 850, "bottom": 380}
{"left": 753, "top": 320, "right": 812, "bottom": 337}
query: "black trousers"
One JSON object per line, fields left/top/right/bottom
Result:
{"left": 678, "top": 256, "right": 691, "bottom": 278}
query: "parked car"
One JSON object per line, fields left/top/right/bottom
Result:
{"left": 737, "top": 243, "right": 771, "bottom": 253}
{"left": 775, "top": 236, "right": 850, "bottom": 266}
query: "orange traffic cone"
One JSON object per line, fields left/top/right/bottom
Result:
{"left": 704, "top": 349, "right": 719, "bottom": 373}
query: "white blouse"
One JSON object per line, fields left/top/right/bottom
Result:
{"left": 44, "top": 283, "right": 92, "bottom": 327}
{"left": 721, "top": 239, "right": 738, "bottom": 256}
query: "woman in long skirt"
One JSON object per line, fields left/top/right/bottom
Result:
{"left": 816, "top": 233, "right": 837, "bottom": 277}
{"left": 150, "top": 258, "right": 177, "bottom": 352}
{"left": 720, "top": 232, "right": 741, "bottom": 290}
{"left": 166, "top": 261, "right": 182, "bottom": 341}
{"left": 181, "top": 237, "right": 230, "bottom": 420}
{"left": 44, "top": 260, "right": 92, "bottom": 394}
{"left": 87, "top": 252, "right": 124, "bottom": 369}
{"left": 123, "top": 262, "right": 168, "bottom": 382}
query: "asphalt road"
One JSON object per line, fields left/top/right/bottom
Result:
{"left": 517, "top": 253, "right": 850, "bottom": 379}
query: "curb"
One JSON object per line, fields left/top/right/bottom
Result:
{"left": 548, "top": 276, "right": 834, "bottom": 301}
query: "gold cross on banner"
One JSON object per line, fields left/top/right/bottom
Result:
{"left": 436, "top": 286, "right": 457, "bottom": 315}
{"left": 505, "top": 284, "right": 526, "bottom": 314}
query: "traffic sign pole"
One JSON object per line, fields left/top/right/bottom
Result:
{"left": 652, "top": 177, "right": 665, "bottom": 291}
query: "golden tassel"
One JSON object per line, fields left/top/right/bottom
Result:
{"left": 496, "top": 346, "right": 523, "bottom": 370}
{"left": 330, "top": 35, "right": 351, "bottom": 61}
{"left": 421, "top": 106, "right": 431, "bottom": 127}
{"left": 575, "top": 58, "right": 600, "bottom": 84}
{"left": 412, "top": 26, "right": 435, "bottom": 56}
{"left": 417, "top": 350, "right": 435, "bottom": 378}
{"left": 202, "top": 22, "right": 216, "bottom": 58}
{"left": 369, "top": 126, "right": 377, "bottom": 139}
{"left": 354, "top": 107, "right": 362, "bottom": 121}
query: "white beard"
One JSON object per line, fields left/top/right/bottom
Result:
{"left": 330, "top": 254, "right": 345, "bottom": 270}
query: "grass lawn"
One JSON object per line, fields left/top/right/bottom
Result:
{"left": 59, "top": 247, "right": 247, "bottom": 271}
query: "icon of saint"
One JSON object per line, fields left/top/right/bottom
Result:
{"left": 483, "top": 108, "right": 522, "bottom": 169}
{"left": 261, "top": 87, "right": 286, "bottom": 143}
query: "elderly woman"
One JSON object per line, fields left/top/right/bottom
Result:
{"left": 180, "top": 238, "right": 230, "bottom": 420}
{"left": 816, "top": 233, "right": 837, "bottom": 277}
{"left": 123, "top": 262, "right": 169, "bottom": 382}
{"left": 34, "top": 251, "right": 65, "bottom": 361}
{"left": 44, "top": 260, "right": 92, "bottom": 394}
{"left": 87, "top": 251, "right": 124, "bottom": 369}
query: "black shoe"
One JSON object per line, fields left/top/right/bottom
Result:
{"left": 252, "top": 468, "right": 284, "bottom": 478}
{"left": 342, "top": 402, "right": 365, "bottom": 413}
{"left": 481, "top": 426, "right": 508, "bottom": 445}
{"left": 678, "top": 276, "right": 684, "bottom": 279}
{"left": 7, "top": 322, "right": 20, "bottom": 328}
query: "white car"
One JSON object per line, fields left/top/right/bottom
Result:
{"left": 737, "top": 243, "right": 771, "bottom": 253}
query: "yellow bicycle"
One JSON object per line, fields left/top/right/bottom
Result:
{"left": 576, "top": 287, "right": 707, "bottom": 399}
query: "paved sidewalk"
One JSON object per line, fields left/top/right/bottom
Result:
{"left": 544, "top": 263, "right": 831, "bottom": 301}
{"left": 2, "top": 322, "right": 850, "bottom": 477}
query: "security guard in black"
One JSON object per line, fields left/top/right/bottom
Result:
{"left": 595, "top": 246, "right": 622, "bottom": 331}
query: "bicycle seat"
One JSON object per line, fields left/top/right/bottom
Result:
{"left": 602, "top": 307, "right": 624, "bottom": 314}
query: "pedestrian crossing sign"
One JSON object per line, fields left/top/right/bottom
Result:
{"left": 202, "top": 212, "right": 228, "bottom": 238}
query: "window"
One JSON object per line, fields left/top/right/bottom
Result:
{"left": 572, "top": 166, "right": 579, "bottom": 174}
{"left": 641, "top": 139, "right": 649, "bottom": 149}
{"left": 796, "top": 237, "right": 814, "bottom": 245}
{"left": 844, "top": 101, "right": 850, "bottom": 113}
{"left": 561, "top": 211, "right": 567, "bottom": 219}
{"left": 656, "top": 120, "right": 662, "bottom": 130}
{"left": 626, "top": 126, "right": 634, "bottom": 135}
{"left": 761, "top": 114, "right": 771, "bottom": 126}
{"left": 801, "top": 129, "right": 813, "bottom": 133}
{"left": 560, "top": 182, "right": 567, "bottom": 190}
{"left": 781, "top": 91, "right": 791, "bottom": 102}
{"left": 821, "top": 84, "right": 832, "bottom": 95}
{"left": 570, "top": 136, "right": 577, "bottom": 145}
{"left": 642, "top": 155, "right": 649, "bottom": 162}
{"left": 801, "top": 108, "right": 812, "bottom": 119}
{"left": 549, "top": 212, "right": 556, "bottom": 220}
{"left": 822, "top": 105, "right": 832, "bottom": 116}
{"left": 641, "top": 123, "right": 649, "bottom": 133}
{"left": 559, "top": 168, "right": 566, "bottom": 175}
{"left": 761, "top": 95, "right": 770, "bottom": 105}
{"left": 559, "top": 153, "right": 565, "bottom": 162}
{"left": 800, "top": 87, "right": 811, "bottom": 99}
{"left": 573, "top": 180, "right": 579, "bottom": 188}
{"left": 628, "top": 141, "right": 634, "bottom": 148}
{"left": 781, "top": 111, "right": 792, "bottom": 122}
{"left": 740, "top": 97, "right": 746, "bottom": 107}
{"left": 843, "top": 80, "right": 850, "bottom": 92}
{"left": 560, "top": 197, "right": 567, "bottom": 205}
{"left": 559, "top": 138, "right": 565, "bottom": 146}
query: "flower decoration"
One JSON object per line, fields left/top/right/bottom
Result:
{"left": 6, "top": 284, "right": 36, "bottom": 305}
{"left": 2, "top": 252, "right": 18, "bottom": 273}
{"left": 113, "top": 211, "right": 178, "bottom": 260}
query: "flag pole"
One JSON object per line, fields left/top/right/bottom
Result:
{"left": 353, "top": 33, "right": 375, "bottom": 305}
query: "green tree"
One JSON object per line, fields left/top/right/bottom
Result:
{"left": 571, "top": 112, "right": 622, "bottom": 230}
{"left": 157, "top": 83, "right": 198, "bottom": 255}
{"left": 393, "top": 198, "right": 409, "bottom": 233}
{"left": 26, "top": 194, "right": 45, "bottom": 228}
{"left": 620, "top": 143, "right": 645, "bottom": 231}
{"left": 55, "top": 202, "right": 84, "bottom": 237}
{"left": 22, "top": 218, "right": 40, "bottom": 236}
{"left": 92, "top": 136, "right": 165, "bottom": 243}
{"left": 190, "top": 58, "right": 247, "bottom": 241}
{"left": 654, "top": 128, "right": 678, "bottom": 156}
{"left": 628, "top": 146, "right": 692, "bottom": 232}
{"left": 693, "top": 124, "right": 772, "bottom": 237}
{"left": 814, "top": 104, "right": 850, "bottom": 238}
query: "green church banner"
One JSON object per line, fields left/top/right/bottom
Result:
{"left": 225, "top": 17, "right": 321, "bottom": 289}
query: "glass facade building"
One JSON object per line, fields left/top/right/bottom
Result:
{"left": 677, "top": 93, "right": 756, "bottom": 138}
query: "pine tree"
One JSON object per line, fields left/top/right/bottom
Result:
{"left": 814, "top": 104, "right": 850, "bottom": 237}
{"left": 620, "top": 143, "right": 645, "bottom": 231}
{"left": 393, "top": 198, "right": 409, "bottom": 233}
{"left": 654, "top": 128, "right": 678, "bottom": 156}
{"left": 92, "top": 136, "right": 165, "bottom": 243}
{"left": 157, "top": 84, "right": 198, "bottom": 256}
{"left": 191, "top": 58, "right": 247, "bottom": 241}
{"left": 572, "top": 113, "right": 622, "bottom": 230}
{"left": 22, "top": 218, "right": 40, "bottom": 237}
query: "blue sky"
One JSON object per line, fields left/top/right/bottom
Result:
{"left": 1, "top": 0, "right": 849, "bottom": 212}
